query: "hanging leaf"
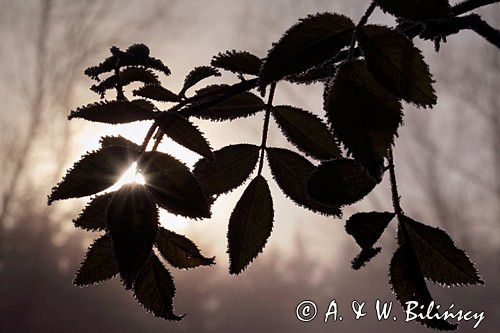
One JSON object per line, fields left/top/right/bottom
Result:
{"left": 400, "top": 215, "right": 483, "bottom": 286}
{"left": 307, "top": 159, "right": 377, "bottom": 206}
{"left": 285, "top": 60, "right": 336, "bottom": 84}
{"left": 106, "top": 183, "right": 159, "bottom": 289}
{"left": 259, "top": 13, "right": 354, "bottom": 89}
{"left": 228, "top": 175, "right": 274, "bottom": 274}
{"left": 272, "top": 105, "right": 341, "bottom": 160}
{"left": 358, "top": 25, "right": 436, "bottom": 107}
{"left": 156, "top": 227, "right": 214, "bottom": 269}
{"left": 266, "top": 147, "right": 341, "bottom": 216}
{"left": 179, "top": 66, "right": 221, "bottom": 96}
{"left": 91, "top": 66, "right": 160, "bottom": 98}
{"left": 100, "top": 135, "right": 141, "bottom": 152}
{"left": 133, "top": 84, "right": 181, "bottom": 102}
{"left": 211, "top": 50, "right": 263, "bottom": 76}
{"left": 191, "top": 91, "right": 265, "bottom": 121}
{"left": 390, "top": 245, "right": 458, "bottom": 330}
{"left": 73, "top": 192, "right": 114, "bottom": 231}
{"left": 134, "top": 254, "right": 183, "bottom": 321}
{"left": 73, "top": 235, "right": 119, "bottom": 286}
{"left": 48, "top": 145, "right": 138, "bottom": 204}
{"left": 139, "top": 151, "right": 211, "bottom": 219}
{"left": 345, "top": 212, "right": 395, "bottom": 249}
{"left": 157, "top": 113, "right": 214, "bottom": 160}
{"left": 193, "top": 144, "right": 260, "bottom": 196}
{"left": 375, "top": 0, "right": 451, "bottom": 21}
{"left": 351, "top": 247, "right": 381, "bottom": 270}
{"left": 68, "top": 100, "right": 157, "bottom": 124}
{"left": 324, "top": 60, "right": 402, "bottom": 179}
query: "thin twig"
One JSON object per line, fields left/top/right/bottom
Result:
{"left": 257, "top": 83, "right": 276, "bottom": 175}
{"left": 452, "top": 0, "right": 499, "bottom": 16}
{"left": 347, "top": 1, "right": 377, "bottom": 61}
{"left": 388, "top": 148, "right": 403, "bottom": 219}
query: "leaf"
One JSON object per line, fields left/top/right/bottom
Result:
{"left": 307, "top": 158, "right": 377, "bottom": 206}
{"left": 259, "top": 13, "right": 354, "bottom": 89}
{"left": 375, "top": 0, "right": 451, "bottom": 21}
{"left": 180, "top": 66, "right": 221, "bottom": 96}
{"left": 73, "top": 192, "right": 114, "bottom": 231}
{"left": 266, "top": 147, "right": 341, "bottom": 216}
{"left": 324, "top": 60, "right": 402, "bottom": 179}
{"left": 156, "top": 227, "right": 214, "bottom": 269}
{"left": 211, "top": 50, "right": 263, "bottom": 76}
{"left": 139, "top": 151, "right": 211, "bottom": 219}
{"left": 68, "top": 100, "right": 157, "bottom": 124}
{"left": 48, "top": 145, "right": 138, "bottom": 204}
{"left": 99, "top": 135, "right": 141, "bottom": 152}
{"left": 73, "top": 235, "right": 119, "bottom": 286}
{"left": 272, "top": 105, "right": 341, "bottom": 160}
{"left": 351, "top": 247, "right": 381, "bottom": 270}
{"left": 400, "top": 215, "right": 483, "bottom": 286}
{"left": 133, "top": 84, "right": 181, "bottom": 102}
{"left": 358, "top": 25, "right": 436, "bottom": 107}
{"left": 390, "top": 245, "right": 458, "bottom": 330}
{"left": 345, "top": 212, "right": 395, "bottom": 249}
{"left": 106, "top": 183, "right": 159, "bottom": 289}
{"left": 91, "top": 66, "right": 160, "bottom": 98}
{"left": 157, "top": 113, "right": 214, "bottom": 159}
{"left": 191, "top": 91, "right": 265, "bottom": 121}
{"left": 228, "top": 175, "right": 274, "bottom": 274}
{"left": 193, "top": 144, "right": 260, "bottom": 196}
{"left": 134, "top": 254, "right": 183, "bottom": 321}
{"left": 285, "top": 60, "right": 336, "bottom": 84}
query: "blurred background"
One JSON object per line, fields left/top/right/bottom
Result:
{"left": 0, "top": 0, "right": 498, "bottom": 332}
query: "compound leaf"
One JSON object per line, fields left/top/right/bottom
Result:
{"left": 158, "top": 113, "right": 214, "bottom": 159}
{"left": 91, "top": 66, "right": 160, "bottom": 98}
{"left": 193, "top": 144, "right": 260, "bottom": 196}
{"left": 68, "top": 100, "right": 157, "bottom": 124}
{"left": 48, "top": 145, "right": 138, "bottom": 204}
{"left": 228, "top": 175, "right": 274, "bottom": 274}
{"left": 211, "top": 50, "right": 263, "bottom": 76}
{"left": 73, "top": 235, "right": 119, "bottom": 286}
{"left": 134, "top": 254, "right": 183, "bottom": 321}
{"left": 139, "top": 151, "right": 211, "bottom": 219}
{"left": 73, "top": 192, "right": 114, "bottom": 231}
{"left": 259, "top": 12, "right": 354, "bottom": 89}
{"left": 358, "top": 25, "right": 436, "bottom": 107}
{"left": 266, "top": 147, "right": 341, "bottom": 216}
{"left": 156, "top": 227, "right": 214, "bottom": 269}
{"left": 272, "top": 105, "right": 341, "bottom": 160}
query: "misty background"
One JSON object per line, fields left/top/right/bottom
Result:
{"left": 0, "top": 0, "right": 498, "bottom": 332}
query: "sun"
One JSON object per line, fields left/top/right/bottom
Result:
{"left": 110, "top": 162, "right": 145, "bottom": 190}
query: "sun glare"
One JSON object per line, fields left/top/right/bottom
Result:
{"left": 110, "top": 162, "right": 145, "bottom": 191}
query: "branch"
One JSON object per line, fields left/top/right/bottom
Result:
{"left": 257, "top": 83, "right": 276, "bottom": 175}
{"left": 466, "top": 14, "right": 500, "bottom": 48}
{"left": 452, "top": 0, "right": 500, "bottom": 16}
{"left": 388, "top": 148, "right": 403, "bottom": 219}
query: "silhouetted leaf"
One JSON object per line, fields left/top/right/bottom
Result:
{"left": 139, "top": 151, "right": 211, "bottom": 218}
{"left": 73, "top": 192, "right": 114, "bottom": 231}
{"left": 134, "top": 254, "right": 183, "bottom": 321}
{"left": 358, "top": 25, "right": 436, "bottom": 107}
{"left": 134, "top": 84, "right": 181, "bottom": 102}
{"left": 400, "top": 215, "right": 483, "bottom": 286}
{"left": 228, "top": 175, "right": 274, "bottom": 274}
{"left": 272, "top": 105, "right": 341, "bottom": 160}
{"left": 68, "top": 100, "right": 157, "bottom": 124}
{"left": 259, "top": 13, "right": 354, "bottom": 89}
{"left": 156, "top": 227, "right": 214, "bottom": 269}
{"left": 345, "top": 211, "right": 395, "bottom": 249}
{"left": 351, "top": 247, "right": 381, "bottom": 270}
{"left": 266, "top": 147, "right": 341, "bottom": 216}
{"left": 390, "top": 245, "right": 458, "bottom": 330}
{"left": 375, "top": 0, "right": 451, "bottom": 21}
{"left": 193, "top": 144, "right": 260, "bottom": 195}
{"left": 191, "top": 91, "right": 265, "bottom": 121}
{"left": 180, "top": 66, "right": 221, "bottom": 96}
{"left": 157, "top": 113, "right": 213, "bottom": 159}
{"left": 211, "top": 50, "right": 263, "bottom": 75}
{"left": 324, "top": 60, "right": 402, "bottom": 179}
{"left": 48, "top": 145, "right": 138, "bottom": 204}
{"left": 307, "top": 158, "right": 377, "bottom": 206}
{"left": 91, "top": 66, "right": 160, "bottom": 98}
{"left": 285, "top": 60, "right": 336, "bottom": 84}
{"left": 74, "top": 235, "right": 119, "bottom": 286}
{"left": 107, "top": 183, "right": 159, "bottom": 289}
{"left": 100, "top": 135, "right": 141, "bottom": 152}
